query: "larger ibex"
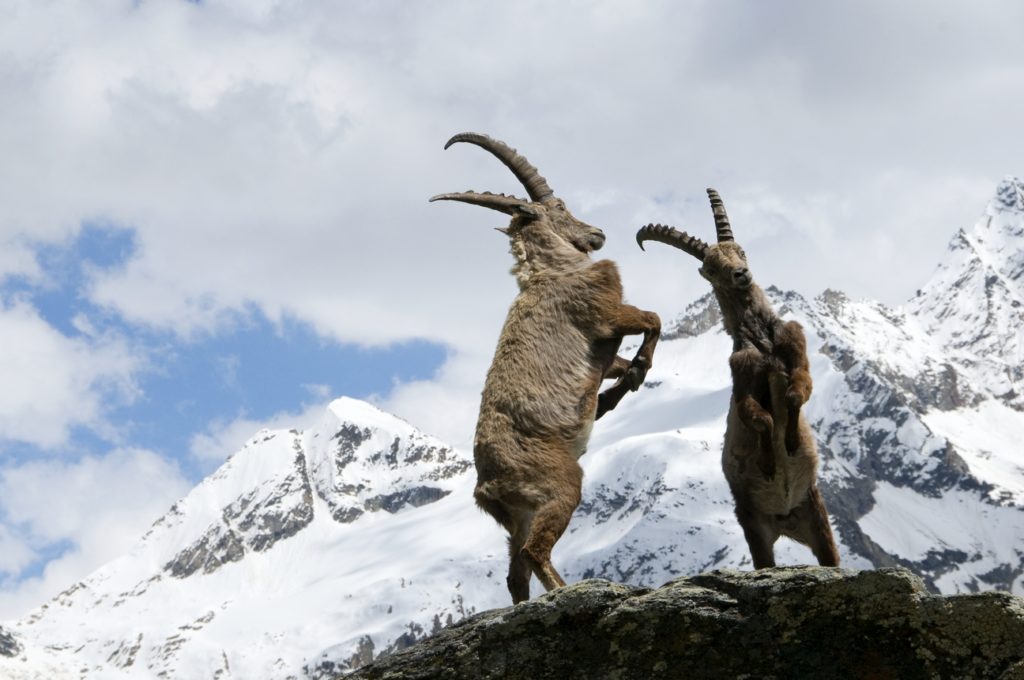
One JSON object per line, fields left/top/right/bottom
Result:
{"left": 432, "top": 133, "right": 661, "bottom": 603}
{"left": 637, "top": 189, "right": 839, "bottom": 569}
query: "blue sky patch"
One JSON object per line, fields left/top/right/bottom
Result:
{"left": 0, "top": 222, "right": 448, "bottom": 481}
{"left": 125, "top": 316, "right": 447, "bottom": 477}
{"left": 5, "top": 221, "right": 137, "bottom": 336}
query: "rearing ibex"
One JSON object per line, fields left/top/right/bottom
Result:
{"left": 432, "top": 132, "right": 661, "bottom": 603}
{"left": 636, "top": 189, "right": 838, "bottom": 569}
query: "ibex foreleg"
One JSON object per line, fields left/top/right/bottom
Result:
{"left": 768, "top": 371, "right": 790, "bottom": 494}
{"left": 611, "top": 304, "right": 661, "bottom": 388}
{"left": 773, "top": 320, "right": 812, "bottom": 454}
{"left": 602, "top": 355, "right": 632, "bottom": 380}
{"left": 595, "top": 305, "right": 661, "bottom": 420}
{"left": 595, "top": 357, "right": 635, "bottom": 419}
{"left": 730, "top": 348, "right": 775, "bottom": 479}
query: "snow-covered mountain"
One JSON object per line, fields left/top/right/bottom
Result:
{"left": 3, "top": 177, "right": 1024, "bottom": 678}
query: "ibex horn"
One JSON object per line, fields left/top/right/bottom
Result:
{"left": 707, "top": 188, "right": 734, "bottom": 242}
{"left": 429, "top": 190, "right": 538, "bottom": 217}
{"left": 444, "top": 133, "right": 555, "bottom": 203}
{"left": 635, "top": 223, "right": 709, "bottom": 261}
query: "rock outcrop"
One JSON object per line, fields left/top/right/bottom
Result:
{"left": 0, "top": 627, "right": 21, "bottom": 658}
{"left": 347, "top": 567, "right": 1024, "bottom": 680}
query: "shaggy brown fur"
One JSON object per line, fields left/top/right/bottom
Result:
{"left": 432, "top": 133, "right": 660, "bottom": 603}
{"left": 636, "top": 189, "right": 838, "bottom": 569}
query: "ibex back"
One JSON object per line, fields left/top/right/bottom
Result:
{"left": 637, "top": 189, "right": 838, "bottom": 569}
{"left": 432, "top": 133, "right": 660, "bottom": 603}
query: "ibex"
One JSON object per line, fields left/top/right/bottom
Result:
{"left": 432, "top": 132, "right": 661, "bottom": 603}
{"left": 636, "top": 189, "right": 839, "bottom": 569}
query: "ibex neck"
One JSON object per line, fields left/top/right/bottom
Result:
{"left": 713, "top": 283, "right": 778, "bottom": 352}
{"left": 510, "top": 241, "right": 590, "bottom": 289}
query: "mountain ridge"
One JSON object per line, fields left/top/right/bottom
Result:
{"left": 2, "top": 178, "right": 1024, "bottom": 677}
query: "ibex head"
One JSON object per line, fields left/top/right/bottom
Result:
{"left": 431, "top": 133, "right": 606, "bottom": 265}
{"left": 636, "top": 188, "right": 752, "bottom": 291}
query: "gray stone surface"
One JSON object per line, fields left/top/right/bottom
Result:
{"left": 347, "top": 567, "right": 1024, "bottom": 680}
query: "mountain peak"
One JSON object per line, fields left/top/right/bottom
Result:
{"left": 328, "top": 396, "right": 408, "bottom": 430}
{"left": 907, "top": 177, "right": 1024, "bottom": 406}
{"left": 989, "top": 176, "right": 1024, "bottom": 216}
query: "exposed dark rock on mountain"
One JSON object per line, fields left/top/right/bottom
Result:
{"left": 164, "top": 442, "right": 315, "bottom": 578}
{"left": 0, "top": 627, "right": 21, "bottom": 658}
{"left": 347, "top": 567, "right": 1024, "bottom": 680}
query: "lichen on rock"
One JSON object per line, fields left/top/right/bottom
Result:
{"left": 345, "top": 567, "right": 1024, "bottom": 680}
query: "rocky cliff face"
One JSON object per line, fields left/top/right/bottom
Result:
{"left": 347, "top": 567, "right": 1024, "bottom": 680}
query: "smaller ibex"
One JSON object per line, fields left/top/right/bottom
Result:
{"left": 432, "top": 132, "right": 660, "bottom": 603}
{"left": 636, "top": 189, "right": 839, "bottom": 569}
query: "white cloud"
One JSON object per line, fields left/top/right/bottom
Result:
{"left": 0, "top": 0, "right": 1018, "bottom": 357}
{"left": 0, "top": 447, "right": 190, "bottom": 619}
{"left": 0, "top": 300, "right": 143, "bottom": 448}
{"left": 0, "top": 525, "right": 35, "bottom": 577}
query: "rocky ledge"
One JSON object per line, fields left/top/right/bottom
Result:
{"left": 348, "top": 567, "right": 1024, "bottom": 680}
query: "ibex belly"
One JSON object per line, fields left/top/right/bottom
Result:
{"left": 722, "top": 411, "right": 818, "bottom": 516}
{"left": 743, "top": 451, "right": 817, "bottom": 515}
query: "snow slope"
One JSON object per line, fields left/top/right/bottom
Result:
{"left": 3, "top": 178, "right": 1024, "bottom": 678}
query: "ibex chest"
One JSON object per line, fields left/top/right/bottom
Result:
{"left": 733, "top": 314, "right": 784, "bottom": 357}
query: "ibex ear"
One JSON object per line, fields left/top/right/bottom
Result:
{"left": 511, "top": 203, "right": 540, "bottom": 219}
{"left": 698, "top": 266, "right": 712, "bottom": 282}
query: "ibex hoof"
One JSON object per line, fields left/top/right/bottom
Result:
{"left": 625, "top": 366, "right": 646, "bottom": 391}
{"left": 786, "top": 391, "right": 806, "bottom": 412}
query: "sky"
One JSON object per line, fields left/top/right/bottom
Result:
{"left": 0, "top": 0, "right": 1022, "bottom": 619}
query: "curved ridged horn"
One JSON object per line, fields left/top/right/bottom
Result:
{"left": 706, "top": 188, "right": 733, "bottom": 242}
{"left": 636, "top": 223, "right": 709, "bottom": 261}
{"left": 429, "top": 190, "right": 537, "bottom": 217}
{"left": 444, "top": 132, "right": 555, "bottom": 202}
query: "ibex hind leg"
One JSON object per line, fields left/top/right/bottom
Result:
{"left": 522, "top": 496, "right": 577, "bottom": 591}
{"left": 798, "top": 485, "right": 839, "bottom": 565}
{"left": 734, "top": 501, "right": 778, "bottom": 569}
{"left": 474, "top": 493, "right": 533, "bottom": 603}
{"left": 518, "top": 457, "right": 582, "bottom": 592}
{"left": 785, "top": 485, "right": 840, "bottom": 567}
{"left": 507, "top": 519, "right": 533, "bottom": 604}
